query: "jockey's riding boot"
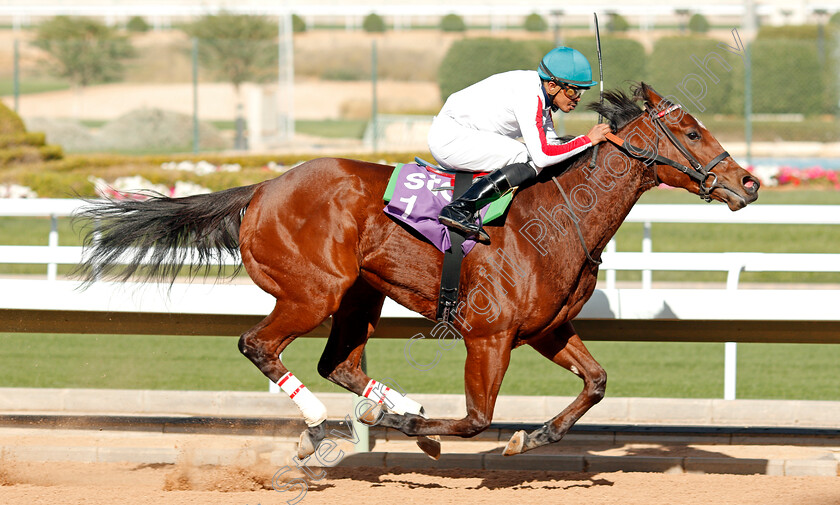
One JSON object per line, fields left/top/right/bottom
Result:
{"left": 439, "top": 162, "right": 535, "bottom": 243}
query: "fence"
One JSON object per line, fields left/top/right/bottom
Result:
{"left": 4, "top": 16, "right": 840, "bottom": 159}
{"left": 1, "top": 199, "right": 840, "bottom": 402}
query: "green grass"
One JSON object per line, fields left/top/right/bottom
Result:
{"left": 1, "top": 333, "right": 838, "bottom": 401}
{"left": 295, "top": 119, "right": 368, "bottom": 139}
{"left": 0, "top": 79, "right": 70, "bottom": 96}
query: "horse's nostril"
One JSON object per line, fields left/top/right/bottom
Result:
{"left": 743, "top": 176, "right": 760, "bottom": 193}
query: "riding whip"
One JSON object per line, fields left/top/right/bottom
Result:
{"left": 588, "top": 12, "right": 604, "bottom": 169}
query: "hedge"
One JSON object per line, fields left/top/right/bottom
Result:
{"left": 0, "top": 151, "right": 435, "bottom": 198}
{"left": 756, "top": 25, "right": 822, "bottom": 40}
{"left": 564, "top": 36, "right": 647, "bottom": 108}
{"left": 753, "top": 26, "right": 839, "bottom": 115}
{"left": 647, "top": 36, "right": 743, "bottom": 115}
{"left": 0, "top": 100, "right": 26, "bottom": 136}
{"left": 437, "top": 38, "right": 540, "bottom": 101}
{"left": 436, "top": 29, "right": 838, "bottom": 117}
{"left": 0, "top": 145, "right": 63, "bottom": 166}
{"left": 751, "top": 39, "right": 824, "bottom": 115}
{"left": 0, "top": 132, "right": 46, "bottom": 149}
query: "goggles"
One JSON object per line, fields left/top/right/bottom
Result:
{"left": 559, "top": 84, "right": 585, "bottom": 100}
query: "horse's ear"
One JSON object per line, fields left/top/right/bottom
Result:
{"left": 638, "top": 82, "right": 665, "bottom": 109}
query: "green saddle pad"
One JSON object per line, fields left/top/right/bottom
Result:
{"left": 384, "top": 163, "right": 515, "bottom": 224}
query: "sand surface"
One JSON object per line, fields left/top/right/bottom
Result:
{"left": 1, "top": 459, "right": 839, "bottom": 505}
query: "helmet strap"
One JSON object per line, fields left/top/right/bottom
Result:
{"left": 548, "top": 90, "right": 560, "bottom": 112}
{"left": 543, "top": 81, "right": 561, "bottom": 112}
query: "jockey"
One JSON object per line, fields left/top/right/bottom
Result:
{"left": 429, "top": 46, "right": 612, "bottom": 243}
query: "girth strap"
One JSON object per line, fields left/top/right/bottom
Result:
{"left": 436, "top": 171, "right": 472, "bottom": 323}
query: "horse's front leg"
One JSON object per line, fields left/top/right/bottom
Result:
{"left": 503, "top": 321, "right": 606, "bottom": 455}
{"left": 372, "top": 330, "right": 514, "bottom": 442}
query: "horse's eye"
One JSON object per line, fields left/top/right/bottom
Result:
{"left": 687, "top": 131, "right": 701, "bottom": 141}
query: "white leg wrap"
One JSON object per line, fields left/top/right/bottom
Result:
{"left": 277, "top": 372, "right": 327, "bottom": 427}
{"left": 363, "top": 379, "right": 425, "bottom": 417}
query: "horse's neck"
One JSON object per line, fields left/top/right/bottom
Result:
{"left": 533, "top": 140, "right": 652, "bottom": 258}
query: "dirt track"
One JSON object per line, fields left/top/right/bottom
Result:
{"left": 1, "top": 459, "right": 839, "bottom": 505}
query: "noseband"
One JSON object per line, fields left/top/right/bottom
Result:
{"left": 605, "top": 104, "right": 730, "bottom": 201}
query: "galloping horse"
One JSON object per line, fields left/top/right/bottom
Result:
{"left": 76, "top": 83, "right": 759, "bottom": 459}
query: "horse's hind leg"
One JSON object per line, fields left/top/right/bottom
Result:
{"left": 503, "top": 321, "right": 607, "bottom": 455}
{"left": 316, "top": 279, "right": 440, "bottom": 456}
{"left": 238, "top": 301, "right": 332, "bottom": 459}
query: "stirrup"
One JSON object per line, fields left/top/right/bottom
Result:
{"left": 439, "top": 215, "right": 490, "bottom": 243}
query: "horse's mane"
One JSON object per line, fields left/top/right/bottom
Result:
{"left": 590, "top": 87, "right": 644, "bottom": 131}
{"left": 546, "top": 82, "right": 649, "bottom": 178}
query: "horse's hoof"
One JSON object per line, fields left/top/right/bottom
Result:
{"left": 357, "top": 402, "right": 384, "bottom": 426}
{"left": 503, "top": 430, "right": 526, "bottom": 456}
{"left": 416, "top": 435, "right": 441, "bottom": 460}
{"left": 297, "top": 422, "right": 326, "bottom": 459}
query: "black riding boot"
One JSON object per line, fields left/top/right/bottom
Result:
{"left": 439, "top": 162, "right": 535, "bottom": 243}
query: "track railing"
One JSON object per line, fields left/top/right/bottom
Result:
{"left": 1, "top": 199, "right": 839, "bottom": 401}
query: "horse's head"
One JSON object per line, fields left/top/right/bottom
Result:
{"left": 597, "top": 83, "right": 760, "bottom": 210}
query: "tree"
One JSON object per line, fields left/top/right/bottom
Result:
{"left": 183, "top": 12, "right": 278, "bottom": 149}
{"left": 688, "top": 14, "right": 710, "bottom": 33}
{"left": 363, "top": 13, "right": 387, "bottom": 33}
{"left": 292, "top": 14, "right": 307, "bottom": 33}
{"left": 183, "top": 13, "right": 278, "bottom": 100}
{"left": 440, "top": 14, "right": 466, "bottom": 32}
{"left": 32, "top": 16, "right": 134, "bottom": 88}
{"left": 126, "top": 16, "right": 150, "bottom": 33}
{"left": 607, "top": 13, "right": 630, "bottom": 32}
{"left": 523, "top": 13, "right": 548, "bottom": 32}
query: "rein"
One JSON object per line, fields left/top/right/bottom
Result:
{"left": 544, "top": 103, "right": 730, "bottom": 268}
{"left": 550, "top": 175, "right": 602, "bottom": 266}
{"left": 605, "top": 104, "right": 730, "bottom": 202}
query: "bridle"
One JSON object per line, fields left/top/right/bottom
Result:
{"left": 552, "top": 102, "right": 732, "bottom": 268}
{"left": 605, "top": 104, "right": 730, "bottom": 202}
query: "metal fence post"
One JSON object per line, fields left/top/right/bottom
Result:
{"left": 13, "top": 39, "right": 20, "bottom": 113}
{"left": 192, "top": 37, "right": 199, "bottom": 154}
{"left": 642, "top": 221, "right": 652, "bottom": 289}
{"left": 371, "top": 40, "right": 378, "bottom": 153}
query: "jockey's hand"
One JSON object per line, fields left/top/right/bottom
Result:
{"left": 586, "top": 123, "right": 612, "bottom": 145}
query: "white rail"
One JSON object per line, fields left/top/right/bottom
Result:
{"left": 2, "top": 199, "right": 840, "bottom": 401}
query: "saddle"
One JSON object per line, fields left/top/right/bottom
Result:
{"left": 383, "top": 158, "right": 516, "bottom": 323}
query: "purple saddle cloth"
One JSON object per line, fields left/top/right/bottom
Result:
{"left": 383, "top": 163, "right": 491, "bottom": 255}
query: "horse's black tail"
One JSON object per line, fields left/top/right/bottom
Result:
{"left": 73, "top": 183, "right": 263, "bottom": 286}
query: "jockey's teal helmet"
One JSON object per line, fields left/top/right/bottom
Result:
{"left": 538, "top": 47, "right": 598, "bottom": 88}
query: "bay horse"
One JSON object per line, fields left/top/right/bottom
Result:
{"left": 76, "top": 83, "right": 759, "bottom": 460}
